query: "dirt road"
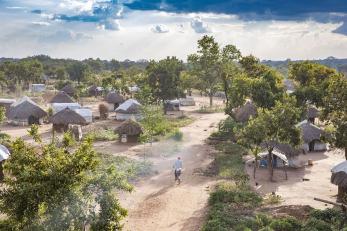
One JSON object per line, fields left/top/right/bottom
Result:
{"left": 121, "top": 112, "right": 226, "bottom": 231}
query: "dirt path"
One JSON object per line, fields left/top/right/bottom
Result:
{"left": 121, "top": 112, "right": 226, "bottom": 231}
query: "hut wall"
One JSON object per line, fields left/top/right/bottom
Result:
{"left": 314, "top": 141, "right": 327, "bottom": 151}
{"left": 10, "top": 118, "right": 43, "bottom": 126}
{"left": 116, "top": 113, "right": 142, "bottom": 121}
{"left": 53, "top": 124, "right": 68, "bottom": 133}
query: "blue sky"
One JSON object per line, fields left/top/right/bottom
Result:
{"left": 1, "top": 0, "right": 347, "bottom": 60}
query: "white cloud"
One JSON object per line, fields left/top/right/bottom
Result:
{"left": 190, "top": 17, "right": 210, "bottom": 33}
{"left": 101, "top": 19, "right": 121, "bottom": 31}
{"left": 59, "top": 0, "right": 95, "bottom": 13}
{"left": 32, "top": 21, "right": 51, "bottom": 26}
{"left": 151, "top": 24, "right": 169, "bottom": 33}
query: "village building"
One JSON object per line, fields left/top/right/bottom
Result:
{"left": 60, "top": 84, "right": 76, "bottom": 97}
{"left": 49, "top": 91, "right": 75, "bottom": 104}
{"left": 0, "top": 98, "right": 16, "bottom": 116}
{"left": 115, "top": 119, "right": 143, "bottom": 143}
{"left": 50, "top": 107, "right": 87, "bottom": 132}
{"left": 105, "top": 92, "right": 124, "bottom": 111}
{"left": 296, "top": 120, "right": 327, "bottom": 152}
{"left": 233, "top": 101, "right": 257, "bottom": 123}
{"left": 115, "top": 99, "right": 142, "bottom": 121}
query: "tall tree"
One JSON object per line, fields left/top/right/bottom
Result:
{"left": 67, "top": 62, "right": 89, "bottom": 84}
{"left": 146, "top": 57, "right": 184, "bottom": 106}
{"left": 321, "top": 74, "right": 347, "bottom": 159}
{"left": 240, "top": 96, "right": 301, "bottom": 181}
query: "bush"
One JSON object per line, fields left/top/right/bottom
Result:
{"left": 269, "top": 217, "right": 302, "bottom": 231}
{"left": 302, "top": 218, "right": 332, "bottom": 231}
{"left": 211, "top": 116, "right": 242, "bottom": 140}
{"left": 169, "top": 129, "right": 183, "bottom": 141}
{"left": 87, "top": 129, "right": 118, "bottom": 141}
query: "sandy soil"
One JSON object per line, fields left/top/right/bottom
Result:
{"left": 246, "top": 149, "right": 345, "bottom": 209}
{"left": 119, "top": 112, "right": 227, "bottom": 231}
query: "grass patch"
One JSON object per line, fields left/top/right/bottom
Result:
{"left": 99, "top": 154, "right": 153, "bottom": 180}
{"left": 263, "top": 193, "right": 283, "bottom": 205}
{"left": 87, "top": 129, "right": 118, "bottom": 141}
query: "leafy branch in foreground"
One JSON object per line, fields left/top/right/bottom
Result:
{"left": 0, "top": 129, "right": 132, "bottom": 231}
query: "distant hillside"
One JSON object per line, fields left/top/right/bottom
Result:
{"left": 262, "top": 57, "right": 347, "bottom": 77}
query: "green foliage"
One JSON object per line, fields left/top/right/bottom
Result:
{"left": 0, "top": 130, "right": 132, "bottom": 230}
{"left": 87, "top": 129, "right": 118, "bottom": 141}
{"left": 0, "top": 106, "right": 5, "bottom": 124}
{"left": 168, "top": 129, "right": 183, "bottom": 141}
{"left": 67, "top": 62, "right": 90, "bottom": 84}
{"left": 211, "top": 116, "right": 241, "bottom": 140}
{"left": 263, "top": 193, "right": 282, "bottom": 205}
{"left": 62, "top": 130, "right": 75, "bottom": 147}
{"left": 302, "top": 218, "right": 332, "bottom": 231}
{"left": 27, "top": 124, "right": 42, "bottom": 143}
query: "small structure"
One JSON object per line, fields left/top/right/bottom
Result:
{"left": 115, "top": 119, "right": 143, "bottom": 142}
{"left": 164, "top": 99, "right": 180, "bottom": 112}
{"left": 50, "top": 108, "right": 87, "bottom": 132}
{"left": 61, "top": 84, "right": 76, "bottom": 97}
{"left": 233, "top": 101, "right": 257, "bottom": 123}
{"left": 51, "top": 103, "right": 81, "bottom": 114}
{"left": 31, "top": 84, "right": 46, "bottom": 93}
{"left": 49, "top": 91, "right": 75, "bottom": 104}
{"left": 105, "top": 92, "right": 124, "bottom": 111}
{"left": 88, "top": 85, "right": 104, "bottom": 97}
{"left": 179, "top": 97, "right": 196, "bottom": 106}
{"left": 74, "top": 108, "right": 93, "bottom": 123}
{"left": 8, "top": 96, "right": 47, "bottom": 125}
{"left": 0, "top": 144, "right": 10, "bottom": 181}
{"left": 0, "top": 98, "right": 16, "bottom": 116}
{"left": 307, "top": 106, "right": 319, "bottom": 124}
{"left": 296, "top": 120, "right": 327, "bottom": 152}
{"left": 331, "top": 161, "right": 347, "bottom": 202}
{"left": 115, "top": 99, "right": 142, "bottom": 121}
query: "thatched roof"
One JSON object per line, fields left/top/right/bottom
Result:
{"left": 61, "top": 84, "right": 76, "bottom": 96}
{"left": 261, "top": 141, "right": 302, "bottom": 158}
{"left": 115, "top": 99, "right": 141, "bottom": 114}
{"left": 296, "top": 120, "right": 325, "bottom": 143}
{"left": 331, "top": 161, "right": 347, "bottom": 187}
{"left": 233, "top": 101, "right": 257, "bottom": 123}
{"left": 8, "top": 96, "right": 47, "bottom": 120}
{"left": 307, "top": 106, "right": 319, "bottom": 119}
{"left": 115, "top": 119, "right": 142, "bottom": 136}
{"left": 50, "top": 108, "right": 86, "bottom": 125}
{"left": 105, "top": 92, "right": 124, "bottom": 104}
{"left": 49, "top": 91, "right": 75, "bottom": 103}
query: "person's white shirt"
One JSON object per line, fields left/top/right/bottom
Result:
{"left": 173, "top": 159, "right": 182, "bottom": 170}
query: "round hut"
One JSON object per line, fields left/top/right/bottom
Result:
{"left": 8, "top": 96, "right": 47, "bottom": 125}
{"left": 296, "top": 120, "right": 327, "bottom": 152}
{"left": 105, "top": 92, "right": 124, "bottom": 111}
{"left": 61, "top": 84, "right": 76, "bottom": 97}
{"left": 88, "top": 85, "right": 103, "bottom": 97}
{"left": 115, "top": 119, "right": 143, "bottom": 143}
{"left": 233, "top": 101, "right": 257, "bottom": 123}
{"left": 115, "top": 99, "right": 142, "bottom": 121}
{"left": 50, "top": 108, "right": 87, "bottom": 132}
{"left": 49, "top": 91, "right": 75, "bottom": 104}
{"left": 307, "top": 106, "right": 319, "bottom": 124}
{"left": 331, "top": 161, "right": 347, "bottom": 202}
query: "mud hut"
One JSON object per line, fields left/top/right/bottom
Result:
{"left": 61, "top": 84, "right": 76, "bottom": 97}
{"left": 88, "top": 85, "right": 104, "bottom": 97}
{"left": 49, "top": 91, "right": 75, "bottom": 104}
{"left": 331, "top": 161, "right": 347, "bottom": 202}
{"left": 8, "top": 96, "right": 47, "bottom": 125}
{"left": 50, "top": 108, "right": 87, "bottom": 132}
{"left": 164, "top": 99, "right": 180, "bottom": 112}
{"left": 0, "top": 98, "right": 16, "bottom": 116}
{"left": 105, "top": 92, "right": 124, "bottom": 111}
{"left": 115, "top": 119, "right": 143, "bottom": 142}
{"left": 296, "top": 120, "right": 327, "bottom": 152}
{"left": 307, "top": 106, "right": 319, "bottom": 124}
{"left": 233, "top": 101, "right": 257, "bottom": 123}
{"left": 179, "top": 97, "right": 195, "bottom": 106}
{"left": 115, "top": 99, "right": 142, "bottom": 121}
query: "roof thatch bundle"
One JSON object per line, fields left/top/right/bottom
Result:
{"left": 105, "top": 92, "right": 124, "bottom": 104}
{"left": 296, "top": 120, "right": 325, "bottom": 143}
{"left": 115, "top": 119, "right": 142, "bottom": 136}
{"left": 49, "top": 91, "right": 75, "bottom": 103}
{"left": 8, "top": 96, "right": 47, "bottom": 120}
{"left": 307, "top": 106, "right": 319, "bottom": 119}
{"left": 233, "top": 101, "right": 257, "bottom": 123}
{"left": 331, "top": 161, "right": 347, "bottom": 188}
{"left": 50, "top": 108, "right": 86, "bottom": 125}
{"left": 61, "top": 84, "right": 76, "bottom": 96}
{"left": 115, "top": 99, "right": 141, "bottom": 114}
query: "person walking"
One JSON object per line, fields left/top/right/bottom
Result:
{"left": 173, "top": 157, "right": 183, "bottom": 184}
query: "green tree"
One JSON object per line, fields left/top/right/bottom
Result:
{"left": 240, "top": 96, "right": 301, "bottom": 181}
{"left": 67, "top": 62, "right": 89, "bottom": 84}
{"left": 321, "top": 74, "right": 347, "bottom": 159}
{"left": 0, "top": 130, "right": 132, "bottom": 230}
{"left": 55, "top": 67, "right": 67, "bottom": 80}
{"left": 179, "top": 71, "right": 197, "bottom": 96}
{"left": 146, "top": 57, "right": 184, "bottom": 107}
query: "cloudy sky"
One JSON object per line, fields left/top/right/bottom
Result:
{"left": 1, "top": 0, "right": 347, "bottom": 61}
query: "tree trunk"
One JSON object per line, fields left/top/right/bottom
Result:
{"left": 283, "top": 160, "right": 288, "bottom": 180}
{"left": 209, "top": 93, "right": 213, "bottom": 107}
{"left": 345, "top": 147, "right": 347, "bottom": 160}
{"left": 253, "top": 158, "right": 258, "bottom": 179}
{"left": 0, "top": 162, "right": 4, "bottom": 182}
{"left": 268, "top": 149, "right": 274, "bottom": 181}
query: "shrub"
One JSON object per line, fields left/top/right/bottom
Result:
{"left": 87, "top": 129, "right": 118, "bottom": 141}
{"left": 302, "top": 218, "right": 332, "bottom": 231}
{"left": 269, "top": 217, "right": 302, "bottom": 231}
{"left": 169, "top": 129, "right": 183, "bottom": 141}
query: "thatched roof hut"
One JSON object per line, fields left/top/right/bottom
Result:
{"left": 331, "top": 161, "right": 347, "bottom": 188}
{"left": 50, "top": 108, "right": 87, "bottom": 126}
{"left": 115, "top": 119, "right": 142, "bottom": 142}
{"left": 8, "top": 96, "right": 47, "bottom": 124}
{"left": 115, "top": 99, "right": 141, "bottom": 114}
{"left": 106, "top": 92, "right": 124, "bottom": 104}
{"left": 297, "top": 120, "right": 325, "bottom": 144}
{"left": 49, "top": 91, "right": 75, "bottom": 103}
{"left": 61, "top": 84, "right": 76, "bottom": 97}
{"left": 233, "top": 101, "right": 257, "bottom": 123}
{"left": 0, "top": 98, "right": 16, "bottom": 116}
{"left": 88, "top": 85, "right": 104, "bottom": 97}
{"left": 307, "top": 106, "right": 319, "bottom": 123}
{"left": 261, "top": 141, "right": 302, "bottom": 158}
